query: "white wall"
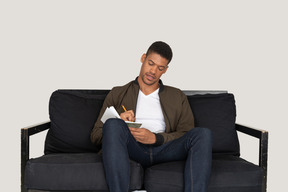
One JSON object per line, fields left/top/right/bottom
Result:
{"left": 1, "top": 1, "right": 287, "bottom": 191}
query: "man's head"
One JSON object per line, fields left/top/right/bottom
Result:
{"left": 138, "top": 41, "right": 173, "bottom": 89}
{"left": 146, "top": 41, "right": 173, "bottom": 64}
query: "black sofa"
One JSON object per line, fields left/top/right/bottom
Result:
{"left": 21, "top": 89, "right": 268, "bottom": 192}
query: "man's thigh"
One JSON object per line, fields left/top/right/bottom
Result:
{"left": 151, "top": 137, "right": 188, "bottom": 164}
{"left": 151, "top": 128, "right": 205, "bottom": 164}
{"left": 126, "top": 132, "right": 153, "bottom": 167}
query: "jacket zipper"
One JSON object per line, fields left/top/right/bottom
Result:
{"left": 160, "top": 99, "right": 172, "bottom": 132}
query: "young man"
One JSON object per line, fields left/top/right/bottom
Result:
{"left": 91, "top": 41, "right": 212, "bottom": 192}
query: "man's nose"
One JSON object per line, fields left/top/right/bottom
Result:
{"left": 150, "top": 65, "right": 157, "bottom": 74}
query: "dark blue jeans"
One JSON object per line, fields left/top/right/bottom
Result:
{"left": 102, "top": 118, "right": 212, "bottom": 192}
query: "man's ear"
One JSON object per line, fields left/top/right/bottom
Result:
{"left": 163, "top": 65, "right": 169, "bottom": 74}
{"left": 141, "top": 54, "right": 146, "bottom": 63}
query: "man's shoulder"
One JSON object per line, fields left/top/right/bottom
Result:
{"left": 162, "top": 85, "right": 184, "bottom": 95}
{"left": 109, "top": 80, "right": 139, "bottom": 98}
{"left": 111, "top": 80, "right": 135, "bottom": 92}
{"left": 160, "top": 85, "right": 186, "bottom": 101}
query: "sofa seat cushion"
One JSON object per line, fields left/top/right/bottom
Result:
{"left": 144, "top": 155, "right": 263, "bottom": 192}
{"left": 25, "top": 153, "right": 143, "bottom": 191}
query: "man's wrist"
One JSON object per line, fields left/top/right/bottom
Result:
{"left": 153, "top": 133, "right": 164, "bottom": 146}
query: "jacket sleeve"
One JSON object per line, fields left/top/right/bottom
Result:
{"left": 90, "top": 89, "right": 115, "bottom": 146}
{"left": 154, "top": 91, "right": 194, "bottom": 146}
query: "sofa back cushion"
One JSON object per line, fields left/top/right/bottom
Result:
{"left": 187, "top": 93, "right": 239, "bottom": 155}
{"left": 44, "top": 90, "right": 108, "bottom": 154}
{"left": 45, "top": 90, "right": 239, "bottom": 156}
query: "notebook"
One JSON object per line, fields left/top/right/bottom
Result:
{"left": 101, "top": 106, "right": 142, "bottom": 128}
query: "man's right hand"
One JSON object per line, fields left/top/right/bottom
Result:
{"left": 120, "top": 110, "right": 135, "bottom": 122}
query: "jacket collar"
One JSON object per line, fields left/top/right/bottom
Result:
{"left": 133, "top": 76, "right": 165, "bottom": 93}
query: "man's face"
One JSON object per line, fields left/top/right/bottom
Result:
{"left": 139, "top": 52, "right": 169, "bottom": 86}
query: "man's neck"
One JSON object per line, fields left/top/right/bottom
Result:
{"left": 137, "top": 78, "right": 160, "bottom": 95}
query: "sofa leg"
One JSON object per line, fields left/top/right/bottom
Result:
{"left": 21, "top": 128, "right": 29, "bottom": 192}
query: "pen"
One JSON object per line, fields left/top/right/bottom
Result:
{"left": 122, "top": 105, "right": 127, "bottom": 112}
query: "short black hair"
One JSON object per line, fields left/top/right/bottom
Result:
{"left": 146, "top": 41, "right": 173, "bottom": 64}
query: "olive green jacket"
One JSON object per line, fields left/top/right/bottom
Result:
{"left": 90, "top": 77, "right": 194, "bottom": 147}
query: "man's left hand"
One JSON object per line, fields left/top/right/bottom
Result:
{"left": 129, "top": 127, "right": 156, "bottom": 144}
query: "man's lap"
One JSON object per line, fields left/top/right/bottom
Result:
{"left": 103, "top": 119, "right": 210, "bottom": 168}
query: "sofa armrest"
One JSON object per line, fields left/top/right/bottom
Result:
{"left": 21, "top": 121, "right": 51, "bottom": 192}
{"left": 235, "top": 123, "right": 268, "bottom": 192}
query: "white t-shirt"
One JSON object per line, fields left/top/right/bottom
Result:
{"left": 135, "top": 88, "right": 166, "bottom": 133}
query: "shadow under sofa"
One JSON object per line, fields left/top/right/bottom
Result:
{"left": 21, "top": 89, "right": 268, "bottom": 192}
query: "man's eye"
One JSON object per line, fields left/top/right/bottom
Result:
{"left": 158, "top": 67, "right": 165, "bottom": 71}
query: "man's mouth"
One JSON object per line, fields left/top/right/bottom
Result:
{"left": 145, "top": 73, "right": 155, "bottom": 81}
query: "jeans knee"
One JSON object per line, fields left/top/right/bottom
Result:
{"left": 189, "top": 127, "right": 212, "bottom": 146}
{"left": 103, "top": 118, "right": 128, "bottom": 137}
{"left": 198, "top": 127, "right": 212, "bottom": 138}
